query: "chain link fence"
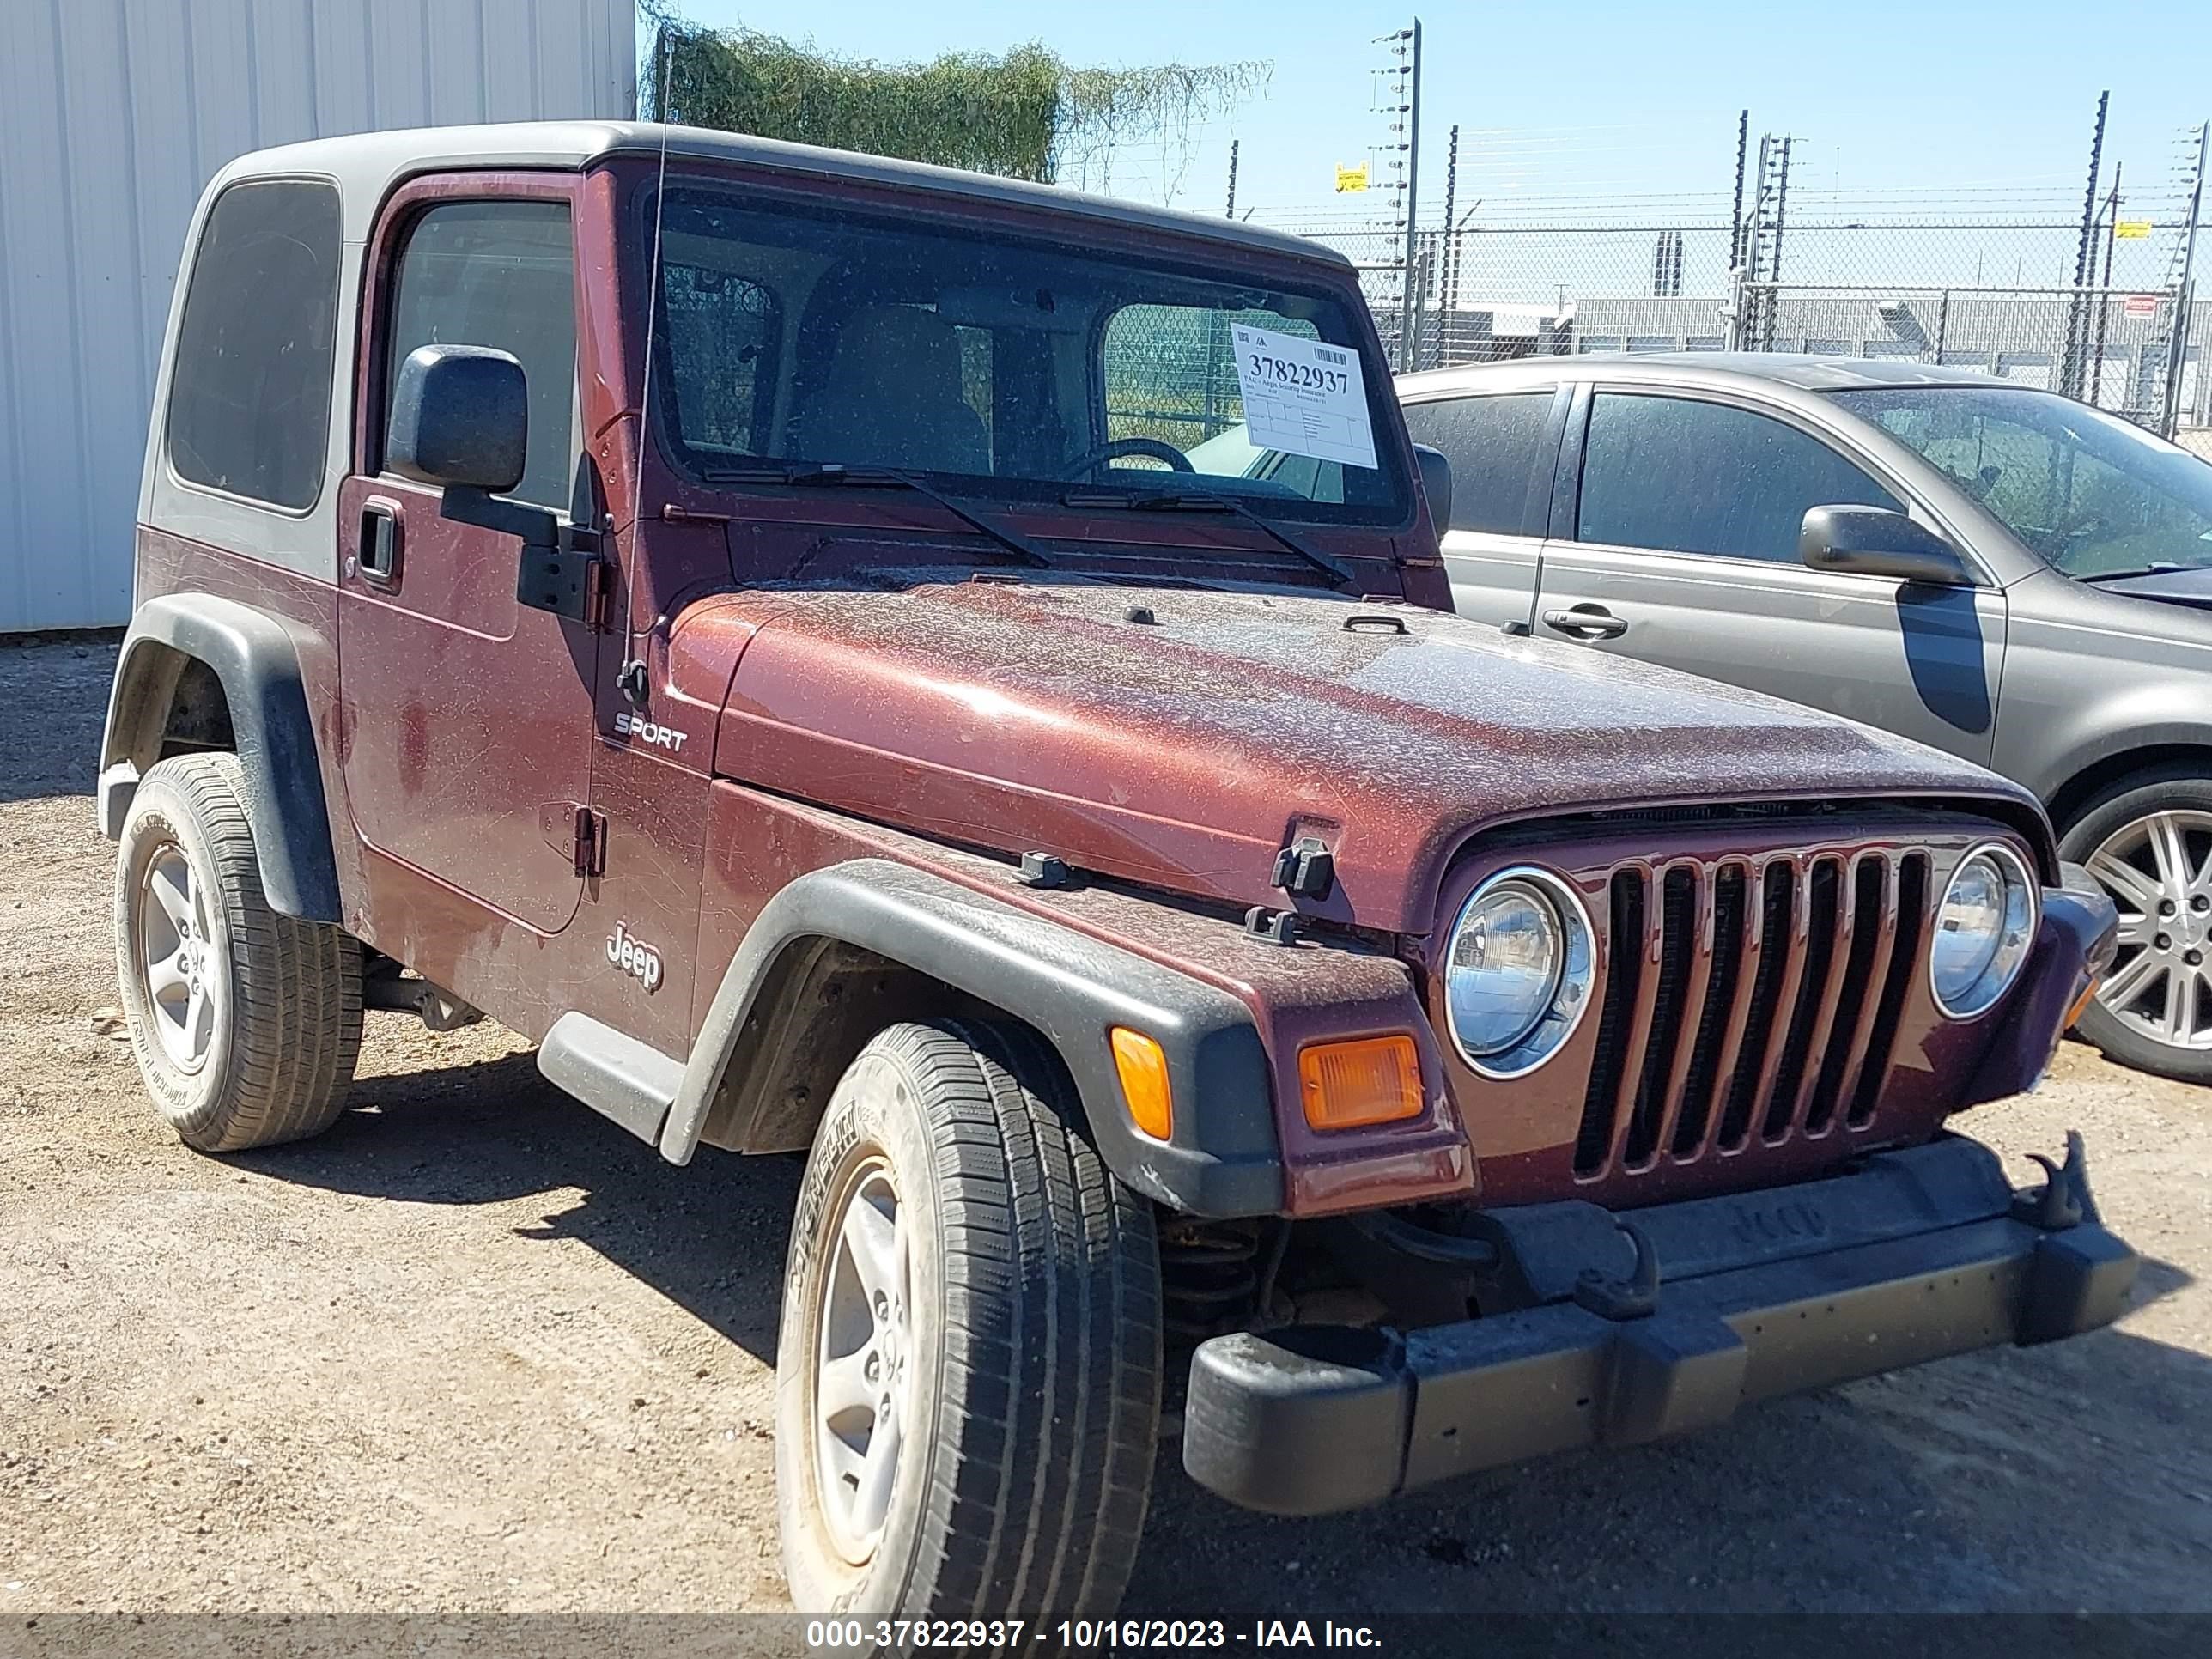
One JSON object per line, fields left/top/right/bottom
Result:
{"left": 1265, "top": 210, "right": 2210, "bottom": 434}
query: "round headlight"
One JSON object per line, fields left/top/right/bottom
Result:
{"left": 1444, "top": 868, "right": 1595, "bottom": 1076}
{"left": 1931, "top": 844, "right": 2036, "bottom": 1018}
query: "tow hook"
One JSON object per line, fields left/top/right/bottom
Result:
{"left": 2010, "top": 1129, "right": 2101, "bottom": 1230}
{"left": 1573, "top": 1220, "right": 1661, "bottom": 1320}
{"left": 2014, "top": 1129, "right": 2137, "bottom": 1344}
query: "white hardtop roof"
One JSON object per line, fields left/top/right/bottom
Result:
{"left": 213, "top": 120, "right": 1352, "bottom": 269}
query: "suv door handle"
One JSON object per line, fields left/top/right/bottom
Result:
{"left": 1541, "top": 605, "right": 1627, "bottom": 640}
{"left": 359, "top": 500, "right": 403, "bottom": 589}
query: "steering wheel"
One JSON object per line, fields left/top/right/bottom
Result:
{"left": 1063, "top": 437, "right": 1194, "bottom": 479}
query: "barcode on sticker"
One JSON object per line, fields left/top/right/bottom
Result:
{"left": 1316, "top": 346, "right": 1348, "bottom": 365}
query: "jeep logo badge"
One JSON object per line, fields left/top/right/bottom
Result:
{"left": 606, "top": 921, "right": 663, "bottom": 992}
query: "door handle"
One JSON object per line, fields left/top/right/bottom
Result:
{"left": 359, "top": 500, "right": 403, "bottom": 589}
{"left": 1541, "top": 605, "right": 1627, "bottom": 641}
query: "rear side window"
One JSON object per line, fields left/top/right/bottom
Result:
{"left": 1577, "top": 392, "right": 1901, "bottom": 562}
{"left": 382, "top": 201, "right": 576, "bottom": 511}
{"left": 165, "top": 179, "right": 343, "bottom": 511}
{"left": 1401, "top": 392, "right": 1555, "bottom": 535}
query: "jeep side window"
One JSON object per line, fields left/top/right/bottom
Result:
{"left": 1577, "top": 392, "right": 1900, "bottom": 562}
{"left": 165, "top": 179, "right": 343, "bottom": 511}
{"left": 380, "top": 201, "right": 577, "bottom": 512}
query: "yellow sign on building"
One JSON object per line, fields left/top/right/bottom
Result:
{"left": 1335, "top": 161, "right": 1370, "bottom": 194}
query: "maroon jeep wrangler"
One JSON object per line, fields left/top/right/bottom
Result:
{"left": 102, "top": 122, "right": 2132, "bottom": 1620}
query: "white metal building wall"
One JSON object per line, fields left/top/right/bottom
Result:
{"left": 0, "top": 0, "right": 637, "bottom": 631}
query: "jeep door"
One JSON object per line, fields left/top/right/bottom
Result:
{"left": 336, "top": 177, "right": 596, "bottom": 934}
{"left": 1400, "top": 386, "right": 1566, "bottom": 629}
{"left": 1528, "top": 384, "right": 2008, "bottom": 765}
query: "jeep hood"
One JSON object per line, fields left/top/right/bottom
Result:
{"left": 705, "top": 573, "right": 2039, "bottom": 933}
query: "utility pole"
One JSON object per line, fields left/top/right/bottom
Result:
{"left": 1769, "top": 138, "right": 1794, "bottom": 279}
{"left": 1437, "top": 122, "right": 1459, "bottom": 359}
{"left": 2090, "top": 162, "right": 2122, "bottom": 406}
{"left": 1729, "top": 109, "right": 1750, "bottom": 272}
{"left": 1224, "top": 139, "right": 1238, "bottom": 219}
{"left": 1759, "top": 136, "right": 1794, "bottom": 349}
{"left": 1734, "top": 133, "right": 1796, "bottom": 349}
{"left": 2162, "top": 121, "right": 2209, "bottom": 434}
{"left": 2064, "top": 91, "right": 2111, "bottom": 399}
{"left": 1389, "top": 20, "right": 1425, "bottom": 371}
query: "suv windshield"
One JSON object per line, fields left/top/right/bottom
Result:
{"left": 639, "top": 179, "right": 1409, "bottom": 526}
{"left": 1831, "top": 385, "right": 2212, "bottom": 579}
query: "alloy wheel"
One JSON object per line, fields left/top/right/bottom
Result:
{"left": 2085, "top": 808, "right": 2212, "bottom": 1053}
{"left": 811, "top": 1152, "right": 911, "bottom": 1565}
{"left": 135, "top": 840, "right": 222, "bottom": 1073}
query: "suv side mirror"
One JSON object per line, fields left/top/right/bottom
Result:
{"left": 387, "top": 343, "right": 528, "bottom": 492}
{"left": 1800, "top": 504, "right": 1973, "bottom": 586}
{"left": 1413, "top": 442, "right": 1454, "bottom": 537}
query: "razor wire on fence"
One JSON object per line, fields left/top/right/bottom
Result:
{"left": 1263, "top": 210, "right": 2209, "bottom": 433}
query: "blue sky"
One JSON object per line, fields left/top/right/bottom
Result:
{"left": 663, "top": 0, "right": 2212, "bottom": 224}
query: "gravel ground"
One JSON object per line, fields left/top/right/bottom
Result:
{"left": 3, "top": 633, "right": 2209, "bottom": 1624}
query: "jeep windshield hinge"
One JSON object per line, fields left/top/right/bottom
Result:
{"left": 573, "top": 806, "right": 607, "bottom": 878}
{"left": 518, "top": 524, "right": 610, "bottom": 629}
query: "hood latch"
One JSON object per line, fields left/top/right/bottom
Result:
{"left": 1271, "top": 836, "right": 1337, "bottom": 902}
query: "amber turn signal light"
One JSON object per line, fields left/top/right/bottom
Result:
{"left": 1299, "top": 1035, "right": 1425, "bottom": 1131}
{"left": 1110, "top": 1027, "right": 1173, "bottom": 1141}
{"left": 2065, "top": 976, "right": 2101, "bottom": 1030}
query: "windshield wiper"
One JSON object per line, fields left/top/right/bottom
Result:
{"left": 703, "top": 461, "right": 1052, "bottom": 569}
{"left": 1061, "top": 487, "right": 1356, "bottom": 587}
{"left": 2076, "top": 561, "right": 2187, "bottom": 583}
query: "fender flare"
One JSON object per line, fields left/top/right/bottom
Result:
{"left": 663, "top": 859, "right": 1286, "bottom": 1218}
{"left": 99, "top": 592, "right": 343, "bottom": 923}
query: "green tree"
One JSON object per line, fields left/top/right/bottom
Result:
{"left": 639, "top": 9, "right": 1265, "bottom": 200}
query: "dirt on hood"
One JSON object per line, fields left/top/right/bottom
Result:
{"left": 700, "top": 570, "right": 2045, "bottom": 933}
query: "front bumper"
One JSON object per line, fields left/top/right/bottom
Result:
{"left": 1182, "top": 1135, "right": 2136, "bottom": 1516}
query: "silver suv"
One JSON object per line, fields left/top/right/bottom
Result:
{"left": 1398, "top": 354, "right": 2212, "bottom": 1085}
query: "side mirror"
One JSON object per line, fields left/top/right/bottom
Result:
{"left": 1413, "top": 442, "right": 1454, "bottom": 537}
{"left": 387, "top": 343, "right": 528, "bottom": 492}
{"left": 1800, "top": 504, "right": 1973, "bottom": 586}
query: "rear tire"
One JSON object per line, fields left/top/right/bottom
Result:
{"left": 775, "top": 1018, "right": 1162, "bottom": 1622}
{"left": 2058, "top": 769, "right": 2212, "bottom": 1085}
{"left": 113, "top": 753, "right": 363, "bottom": 1151}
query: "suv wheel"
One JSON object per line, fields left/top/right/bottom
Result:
{"left": 776, "top": 1019, "right": 1162, "bottom": 1620}
{"left": 2061, "top": 769, "right": 2212, "bottom": 1085}
{"left": 114, "top": 754, "right": 364, "bottom": 1151}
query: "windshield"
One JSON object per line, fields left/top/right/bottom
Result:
{"left": 1830, "top": 385, "right": 2212, "bottom": 579}
{"left": 639, "top": 179, "right": 1409, "bottom": 526}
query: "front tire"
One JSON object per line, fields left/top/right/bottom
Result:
{"left": 776, "top": 1019, "right": 1162, "bottom": 1621}
{"left": 113, "top": 753, "right": 363, "bottom": 1151}
{"left": 2059, "top": 769, "right": 2212, "bottom": 1085}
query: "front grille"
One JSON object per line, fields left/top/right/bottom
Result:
{"left": 1571, "top": 848, "right": 1930, "bottom": 1180}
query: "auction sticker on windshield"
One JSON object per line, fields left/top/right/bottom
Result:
{"left": 1231, "top": 322, "right": 1378, "bottom": 471}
